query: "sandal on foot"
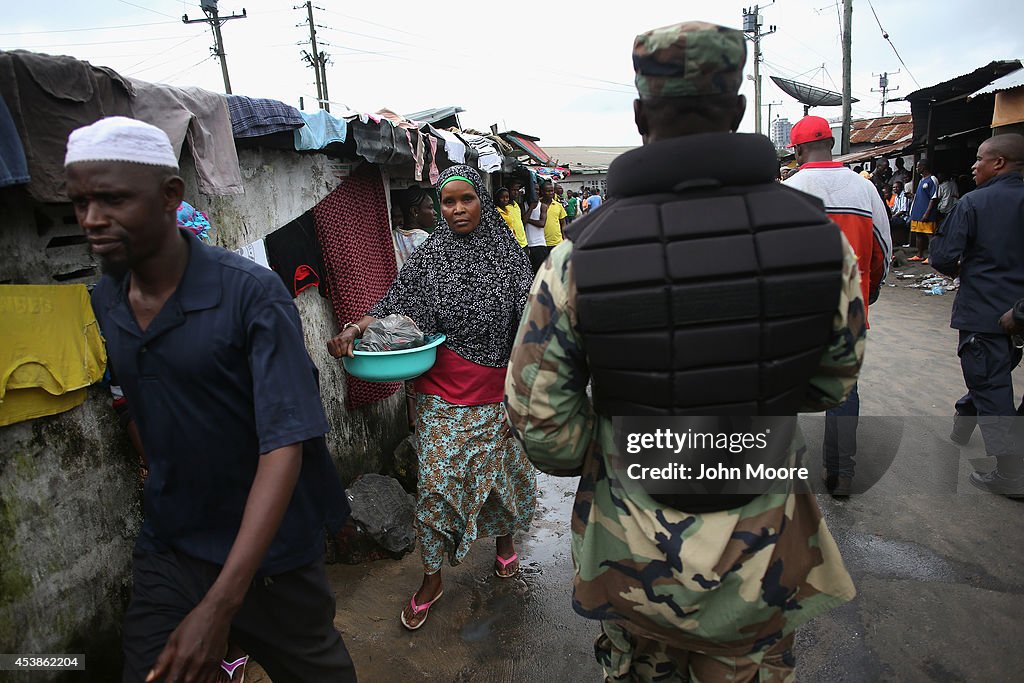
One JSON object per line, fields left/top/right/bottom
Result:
{"left": 400, "top": 590, "right": 443, "bottom": 631}
{"left": 495, "top": 553, "right": 519, "bottom": 578}
{"left": 908, "top": 255, "right": 923, "bottom": 262}
{"left": 221, "top": 655, "right": 248, "bottom": 682}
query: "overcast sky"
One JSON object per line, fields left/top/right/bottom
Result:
{"left": 4, "top": 0, "right": 1022, "bottom": 147}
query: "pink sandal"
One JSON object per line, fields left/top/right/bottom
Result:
{"left": 220, "top": 655, "right": 248, "bottom": 682}
{"left": 495, "top": 553, "right": 519, "bottom": 578}
{"left": 400, "top": 589, "right": 443, "bottom": 631}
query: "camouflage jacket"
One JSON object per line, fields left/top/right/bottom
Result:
{"left": 505, "top": 235, "right": 865, "bottom": 657}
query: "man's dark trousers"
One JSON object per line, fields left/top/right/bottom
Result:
{"left": 823, "top": 383, "right": 859, "bottom": 477}
{"left": 952, "top": 331, "right": 1024, "bottom": 476}
{"left": 529, "top": 245, "right": 552, "bottom": 275}
{"left": 122, "top": 550, "right": 357, "bottom": 682}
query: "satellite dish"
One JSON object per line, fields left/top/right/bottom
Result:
{"left": 770, "top": 76, "right": 858, "bottom": 115}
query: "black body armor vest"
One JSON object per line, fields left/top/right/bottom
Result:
{"left": 571, "top": 133, "right": 844, "bottom": 418}
{"left": 570, "top": 134, "right": 844, "bottom": 513}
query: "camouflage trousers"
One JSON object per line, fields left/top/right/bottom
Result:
{"left": 596, "top": 621, "right": 795, "bottom": 683}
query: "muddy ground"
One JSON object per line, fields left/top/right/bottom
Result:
{"left": 249, "top": 256, "right": 1024, "bottom": 682}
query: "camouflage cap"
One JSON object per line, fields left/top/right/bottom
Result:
{"left": 633, "top": 21, "right": 747, "bottom": 98}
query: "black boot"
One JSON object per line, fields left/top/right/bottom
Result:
{"left": 822, "top": 471, "right": 853, "bottom": 498}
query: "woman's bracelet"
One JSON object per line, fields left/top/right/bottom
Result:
{"left": 343, "top": 322, "right": 362, "bottom": 337}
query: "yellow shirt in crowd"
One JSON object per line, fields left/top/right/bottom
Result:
{"left": 498, "top": 202, "right": 528, "bottom": 247}
{"left": 543, "top": 201, "right": 567, "bottom": 247}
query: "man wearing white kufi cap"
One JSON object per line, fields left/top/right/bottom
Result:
{"left": 68, "top": 117, "right": 357, "bottom": 682}
{"left": 65, "top": 115, "right": 181, "bottom": 170}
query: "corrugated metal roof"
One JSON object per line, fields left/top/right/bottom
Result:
{"left": 403, "top": 106, "right": 465, "bottom": 124}
{"left": 543, "top": 146, "right": 637, "bottom": 169}
{"left": 903, "top": 60, "right": 1022, "bottom": 102}
{"left": 849, "top": 114, "right": 914, "bottom": 144}
{"left": 833, "top": 135, "right": 913, "bottom": 164}
{"left": 970, "top": 67, "right": 1024, "bottom": 97}
{"left": 501, "top": 129, "right": 540, "bottom": 142}
{"left": 505, "top": 134, "right": 553, "bottom": 165}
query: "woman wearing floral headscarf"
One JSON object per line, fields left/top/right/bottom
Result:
{"left": 327, "top": 165, "right": 537, "bottom": 631}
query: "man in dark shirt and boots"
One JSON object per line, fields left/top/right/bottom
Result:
{"left": 930, "top": 133, "right": 1024, "bottom": 498}
{"left": 66, "top": 116, "right": 357, "bottom": 682}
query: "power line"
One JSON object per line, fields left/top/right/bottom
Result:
{"left": 116, "top": 0, "right": 178, "bottom": 19}
{"left": 317, "top": 41, "right": 408, "bottom": 60}
{"left": 127, "top": 52, "right": 201, "bottom": 77}
{"left": 120, "top": 32, "right": 207, "bottom": 72}
{"left": 315, "top": 23, "right": 635, "bottom": 91}
{"left": 6, "top": 35, "right": 200, "bottom": 49}
{"left": 318, "top": 26, "right": 434, "bottom": 52}
{"left": 156, "top": 54, "right": 213, "bottom": 84}
{"left": 319, "top": 5, "right": 639, "bottom": 93}
{"left": 0, "top": 20, "right": 179, "bottom": 36}
{"left": 866, "top": 0, "right": 920, "bottom": 87}
{"left": 315, "top": 32, "right": 634, "bottom": 96}
{"left": 774, "top": 28, "right": 837, "bottom": 69}
{"left": 123, "top": 34, "right": 209, "bottom": 76}
{"left": 318, "top": 39, "right": 635, "bottom": 97}
{"left": 316, "top": 7, "right": 432, "bottom": 39}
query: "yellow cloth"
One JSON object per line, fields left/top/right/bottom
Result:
{"left": 0, "top": 285, "right": 107, "bottom": 426}
{"left": 543, "top": 201, "right": 567, "bottom": 247}
{"left": 911, "top": 219, "right": 937, "bottom": 235}
{"left": 498, "top": 202, "right": 528, "bottom": 247}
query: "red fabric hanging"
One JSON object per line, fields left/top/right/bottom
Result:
{"left": 313, "top": 162, "right": 401, "bottom": 409}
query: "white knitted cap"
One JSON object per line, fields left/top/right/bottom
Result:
{"left": 65, "top": 116, "right": 179, "bottom": 169}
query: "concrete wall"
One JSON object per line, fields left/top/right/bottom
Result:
{"left": 0, "top": 188, "right": 142, "bottom": 680}
{"left": 0, "top": 147, "right": 405, "bottom": 679}
{"left": 561, "top": 173, "right": 608, "bottom": 195}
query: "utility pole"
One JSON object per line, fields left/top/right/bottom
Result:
{"left": 872, "top": 70, "right": 899, "bottom": 117}
{"left": 742, "top": 4, "right": 777, "bottom": 136}
{"left": 297, "top": 1, "right": 330, "bottom": 112}
{"left": 841, "top": 0, "right": 853, "bottom": 154}
{"left": 183, "top": 0, "right": 247, "bottom": 94}
{"left": 765, "top": 100, "right": 783, "bottom": 126}
{"left": 318, "top": 52, "right": 330, "bottom": 112}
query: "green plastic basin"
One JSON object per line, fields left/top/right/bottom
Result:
{"left": 342, "top": 333, "right": 446, "bottom": 382}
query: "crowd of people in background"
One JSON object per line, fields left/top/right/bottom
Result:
{"left": 492, "top": 179, "right": 608, "bottom": 274}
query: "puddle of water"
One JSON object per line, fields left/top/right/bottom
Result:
{"left": 519, "top": 474, "right": 578, "bottom": 568}
{"left": 826, "top": 526, "right": 1012, "bottom": 592}
{"left": 838, "top": 534, "right": 959, "bottom": 582}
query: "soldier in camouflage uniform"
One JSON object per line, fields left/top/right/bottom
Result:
{"left": 505, "top": 21, "right": 865, "bottom": 683}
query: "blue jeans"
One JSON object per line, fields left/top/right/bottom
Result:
{"left": 823, "top": 383, "right": 859, "bottom": 477}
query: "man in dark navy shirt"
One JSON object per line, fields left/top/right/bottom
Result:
{"left": 65, "top": 116, "right": 356, "bottom": 682}
{"left": 930, "top": 133, "right": 1024, "bottom": 498}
